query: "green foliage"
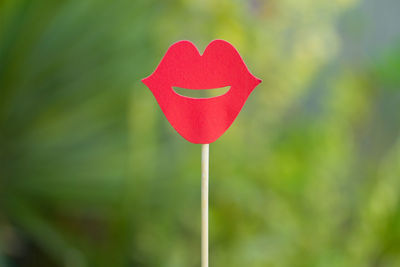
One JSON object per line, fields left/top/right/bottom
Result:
{"left": 0, "top": 0, "right": 400, "bottom": 266}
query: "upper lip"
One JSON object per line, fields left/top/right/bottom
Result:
{"left": 143, "top": 40, "right": 261, "bottom": 95}
{"left": 142, "top": 40, "right": 261, "bottom": 144}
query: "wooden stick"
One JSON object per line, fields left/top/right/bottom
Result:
{"left": 201, "top": 144, "right": 209, "bottom": 267}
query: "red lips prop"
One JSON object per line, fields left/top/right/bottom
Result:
{"left": 142, "top": 40, "right": 261, "bottom": 144}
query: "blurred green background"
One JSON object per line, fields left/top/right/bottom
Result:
{"left": 1, "top": 0, "right": 400, "bottom": 266}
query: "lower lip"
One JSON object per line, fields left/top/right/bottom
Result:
{"left": 148, "top": 82, "right": 255, "bottom": 144}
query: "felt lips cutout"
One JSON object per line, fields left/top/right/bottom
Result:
{"left": 142, "top": 40, "right": 261, "bottom": 144}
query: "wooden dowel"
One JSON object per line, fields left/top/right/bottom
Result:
{"left": 201, "top": 144, "right": 209, "bottom": 267}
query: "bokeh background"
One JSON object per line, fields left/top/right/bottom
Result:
{"left": 1, "top": 0, "right": 400, "bottom": 266}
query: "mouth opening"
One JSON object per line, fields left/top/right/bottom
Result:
{"left": 172, "top": 86, "right": 231, "bottom": 99}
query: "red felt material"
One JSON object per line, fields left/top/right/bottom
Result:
{"left": 142, "top": 40, "right": 261, "bottom": 144}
